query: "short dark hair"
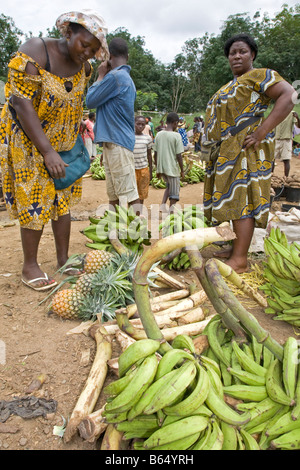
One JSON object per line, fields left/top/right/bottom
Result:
{"left": 166, "top": 112, "right": 179, "bottom": 124}
{"left": 135, "top": 115, "right": 146, "bottom": 122}
{"left": 109, "top": 37, "right": 128, "bottom": 58}
{"left": 89, "top": 112, "right": 95, "bottom": 120}
{"left": 224, "top": 33, "right": 258, "bottom": 60}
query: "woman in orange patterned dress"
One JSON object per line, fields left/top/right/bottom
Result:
{"left": 0, "top": 10, "right": 108, "bottom": 290}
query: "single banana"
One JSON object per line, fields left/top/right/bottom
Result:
{"left": 103, "top": 366, "right": 138, "bottom": 396}
{"left": 143, "top": 415, "right": 209, "bottom": 449}
{"left": 223, "top": 384, "right": 268, "bottom": 402}
{"left": 200, "top": 418, "right": 224, "bottom": 450}
{"left": 257, "top": 405, "right": 289, "bottom": 450}
{"left": 163, "top": 363, "right": 210, "bottom": 417}
{"left": 283, "top": 257, "right": 300, "bottom": 282}
{"left": 149, "top": 431, "right": 202, "bottom": 450}
{"left": 105, "top": 354, "right": 158, "bottom": 414}
{"left": 262, "top": 345, "right": 275, "bottom": 370}
{"left": 199, "top": 354, "right": 222, "bottom": 378}
{"left": 220, "top": 343, "right": 233, "bottom": 386}
{"left": 226, "top": 367, "right": 266, "bottom": 386}
{"left": 239, "top": 428, "right": 260, "bottom": 450}
{"left": 265, "top": 408, "right": 300, "bottom": 440}
{"left": 265, "top": 358, "right": 295, "bottom": 407}
{"left": 206, "top": 319, "right": 231, "bottom": 367}
{"left": 232, "top": 341, "right": 267, "bottom": 377}
{"left": 116, "top": 415, "right": 159, "bottom": 437}
{"left": 103, "top": 409, "right": 128, "bottom": 423}
{"left": 155, "top": 348, "right": 195, "bottom": 380}
{"left": 126, "top": 368, "right": 179, "bottom": 421}
{"left": 290, "top": 242, "right": 300, "bottom": 268}
{"left": 265, "top": 256, "right": 285, "bottom": 278}
{"left": 191, "top": 422, "right": 213, "bottom": 450}
{"left": 143, "top": 361, "right": 197, "bottom": 415}
{"left": 171, "top": 334, "right": 196, "bottom": 353}
{"left": 241, "top": 397, "right": 283, "bottom": 433}
{"left": 270, "top": 428, "right": 300, "bottom": 450}
{"left": 118, "top": 339, "right": 160, "bottom": 377}
{"left": 220, "top": 421, "right": 238, "bottom": 450}
{"left": 190, "top": 403, "right": 213, "bottom": 418}
{"left": 205, "top": 386, "right": 251, "bottom": 426}
{"left": 251, "top": 334, "right": 263, "bottom": 365}
{"left": 291, "top": 362, "right": 300, "bottom": 421}
{"left": 205, "top": 362, "right": 224, "bottom": 398}
{"left": 282, "top": 336, "right": 299, "bottom": 399}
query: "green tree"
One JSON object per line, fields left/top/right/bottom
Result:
{"left": 0, "top": 14, "right": 23, "bottom": 79}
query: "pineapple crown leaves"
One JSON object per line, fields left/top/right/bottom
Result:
{"left": 89, "top": 261, "right": 134, "bottom": 304}
{"left": 78, "top": 290, "right": 119, "bottom": 322}
{"left": 55, "top": 254, "right": 86, "bottom": 275}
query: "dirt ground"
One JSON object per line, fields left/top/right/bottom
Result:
{"left": 0, "top": 155, "right": 300, "bottom": 451}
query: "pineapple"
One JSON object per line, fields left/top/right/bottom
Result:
{"left": 50, "top": 288, "right": 83, "bottom": 319}
{"left": 58, "top": 250, "right": 113, "bottom": 276}
{"left": 78, "top": 291, "right": 119, "bottom": 322}
{"left": 74, "top": 272, "right": 95, "bottom": 296}
{"left": 83, "top": 250, "right": 113, "bottom": 274}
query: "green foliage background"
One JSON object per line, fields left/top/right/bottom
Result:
{"left": 0, "top": 4, "right": 299, "bottom": 114}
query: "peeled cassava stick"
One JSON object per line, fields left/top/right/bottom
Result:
{"left": 78, "top": 405, "right": 107, "bottom": 443}
{"left": 159, "top": 315, "right": 216, "bottom": 341}
{"left": 154, "top": 289, "right": 207, "bottom": 316}
{"left": 177, "top": 306, "right": 208, "bottom": 325}
{"left": 63, "top": 326, "right": 112, "bottom": 443}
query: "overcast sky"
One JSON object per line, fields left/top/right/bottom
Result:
{"left": 2, "top": 1, "right": 299, "bottom": 64}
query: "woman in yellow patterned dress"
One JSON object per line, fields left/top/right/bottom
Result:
{"left": 0, "top": 10, "right": 109, "bottom": 290}
{"left": 203, "top": 33, "right": 296, "bottom": 273}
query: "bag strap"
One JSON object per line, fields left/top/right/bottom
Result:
{"left": 230, "top": 115, "right": 263, "bottom": 136}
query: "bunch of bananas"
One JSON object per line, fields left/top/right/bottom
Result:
{"left": 200, "top": 315, "right": 300, "bottom": 450}
{"left": 90, "top": 156, "right": 106, "bottom": 180}
{"left": 102, "top": 317, "right": 300, "bottom": 450}
{"left": 183, "top": 162, "right": 205, "bottom": 184}
{"left": 260, "top": 227, "right": 300, "bottom": 326}
{"left": 82, "top": 205, "right": 151, "bottom": 254}
{"left": 150, "top": 170, "right": 167, "bottom": 189}
{"left": 159, "top": 206, "right": 209, "bottom": 271}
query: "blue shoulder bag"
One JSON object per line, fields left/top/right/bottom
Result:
{"left": 54, "top": 135, "right": 91, "bottom": 190}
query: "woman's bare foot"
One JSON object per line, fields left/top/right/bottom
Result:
{"left": 225, "top": 257, "right": 248, "bottom": 274}
{"left": 213, "top": 248, "right": 233, "bottom": 259}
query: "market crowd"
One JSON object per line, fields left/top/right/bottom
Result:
{"left": 0, "top": 9, "right": 298, "bottom": 291}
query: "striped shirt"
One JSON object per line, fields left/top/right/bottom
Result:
{"left": 133, "top": 134, "right": 153, "bottom": 169}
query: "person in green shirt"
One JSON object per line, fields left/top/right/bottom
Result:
{"left": 153, "top": 112, "right": 184, "bottom": 212}
{"left": 274, "top": 110, "right": 300, "bottom": 176}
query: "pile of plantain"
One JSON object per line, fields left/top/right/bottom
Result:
{"left": 159, "top": 206, "right": 209, "bottom": 270}
{"left": 82, "top": 205, "right": 151, "bottom": 254}
{"left": 102, "top": 316, "right": 300, "bottom": 450}
{"left": 260, "top": 227, "right": 300, "bottom": 326}
{"left": 90, "top": 156, "right": 106, "bottom": 180}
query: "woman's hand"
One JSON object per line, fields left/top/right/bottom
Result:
{"left": 243, "top": 127, "right": 266, "bottom": 150}
{"left": 43, "top": 149, "right": 69, "bottom": 179}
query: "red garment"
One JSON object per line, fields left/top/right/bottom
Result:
{"left": 83, "top": 119, "right": 95, "bottom": 141}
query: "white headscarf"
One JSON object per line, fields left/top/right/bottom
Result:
{"left": 56, "top": 9, "right": 109, "bottom": 60}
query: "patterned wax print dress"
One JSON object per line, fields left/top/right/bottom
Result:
{"left": 203, "top": 68, "right": 283, "bottom": 229}
{"left": 0, "top": 51, "right": 91, "bottom": 230}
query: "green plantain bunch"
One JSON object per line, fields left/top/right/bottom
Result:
{"left": 260, "top": 227, "right": 300, "bottom": 326}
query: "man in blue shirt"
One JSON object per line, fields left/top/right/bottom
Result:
{"left": 86, "top": 38, "right": 139, "bottom": 207}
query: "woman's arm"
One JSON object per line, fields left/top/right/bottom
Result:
{"left": 11, "top": 96, "right": 68, "bottom": 179}
{"left": 11, "top": 40, "right": 68, "bottom": 179}
{"left": 243, "top": 80, "right": 296, "bottom": 150}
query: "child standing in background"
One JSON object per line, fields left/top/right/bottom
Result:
{"left": 153, "top": 112, "right": 184, "bottom": 212}
{"left": 133, "top": 116, "right": 153, "bottom": 209}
